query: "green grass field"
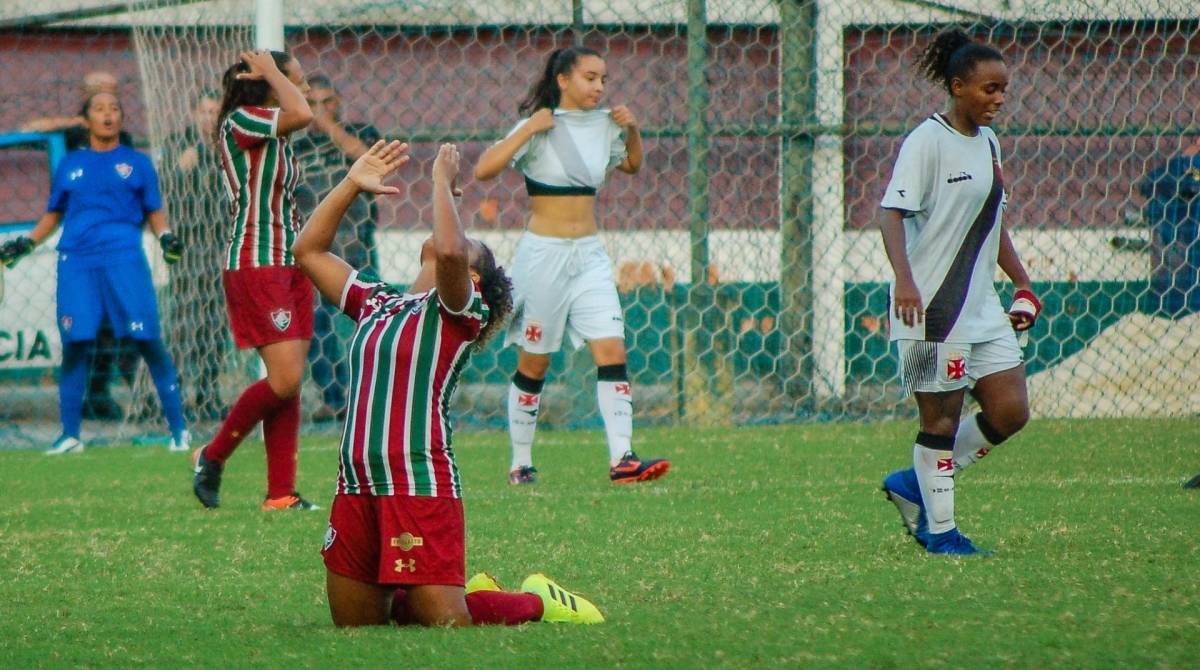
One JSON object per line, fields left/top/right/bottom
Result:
{"left": 2, "top": 418, "right": 1198, "bottom": 668}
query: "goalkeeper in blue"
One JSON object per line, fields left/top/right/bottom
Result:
{"left": 875, "top": 30, "right": 1041, "bottom": 555}
{"left": 0, "top": 91, "right": 189, "bottom": 454}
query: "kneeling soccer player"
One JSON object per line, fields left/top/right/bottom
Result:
{"left": 293, "top": 139, "right": 602, "bottom": 626}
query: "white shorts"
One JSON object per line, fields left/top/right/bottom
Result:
{"left": 504, "top": 232, "right": 625, "bottom": 354}
{"left": 896, "top": 333, "right": 1023, "bottom": 394}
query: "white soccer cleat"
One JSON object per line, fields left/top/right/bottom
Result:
{"left": 168, "top": 429, "right": 191, "bottom": 453}
{"left": 46, "top": 435, "right": 85, "bottom": 455}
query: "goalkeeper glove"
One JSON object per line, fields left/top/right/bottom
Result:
{"left": 0, "top": 236, "right": 34, "bottom": 269}
{"left": 159, "top": 231, "right": 184, "bottom": 264}
{"left": 1008, "top": 288, "right": 1042, "bottom": 332}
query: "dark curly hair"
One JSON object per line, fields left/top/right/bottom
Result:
{"left": 214, "top": 50, "right": 292, "bottom": 144}
{"left": 518, "top": 46, "right": 602, "bottom": 116}
{"left": 917, "top": 29, "right": 1004, "bottom": 93}
{"left": 470, "top": 242, "right": 514, "bottom": 349}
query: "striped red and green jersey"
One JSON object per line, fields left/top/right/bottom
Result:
{"left": 217, "top": 105, "right": 301, "bottom": 270}
{"left": 336, "top": 270, "right": 490, "bottom": 498}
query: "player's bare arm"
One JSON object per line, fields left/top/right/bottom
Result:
{"left": 294, "top": 139, "right": 408, "bottom": 304}
{"left": 474, "top": 108, "right": 554, "bottom": 181}
{"left": 236, "top": 50, "right": 313, "bottom": 135}
{"left": 878, "top": 207, "right": 923, "bottom": 327}
{"left": 612, "top": 105, "right": 642, "bottom": 174}
{"left": 431, "top": 143, "right": 472, "bottom": 312}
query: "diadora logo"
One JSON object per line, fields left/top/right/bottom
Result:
{"left": 946, "top": 171, "right": 973, "bottom": 184}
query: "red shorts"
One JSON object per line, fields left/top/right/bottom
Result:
{"left": 322, "top": 494, "right": 466, "bottom": 587}
{"left": 222, "top": 266, "right": 314, "bottom": 349}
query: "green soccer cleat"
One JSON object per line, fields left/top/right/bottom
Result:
{"left": 520, "top": 573, "right": 604, "bottom": 624}
{"left": 465, "top": 572, "right": 503, "bottom": 594}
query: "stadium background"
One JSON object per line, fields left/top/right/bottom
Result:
{"left": 0, "top": 1, "right": 1196, "bottom": 447}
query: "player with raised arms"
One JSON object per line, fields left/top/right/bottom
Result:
{"left": 474, "top": 46, "right": 670, "bottom": 485}
{"left": 190, "top": 49, "right": 317, "bottom": 511}
{"left": 877, "top": 29, "right": 1042, "bottom": 555}
{"left": 0, "top": 91, "right": 188, "bottom": 454}
{"left": 294, "top": 139, "right": 603, "bottom": 627}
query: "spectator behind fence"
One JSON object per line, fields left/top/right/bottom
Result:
{"left": 162, "top": 89, "right": 228, "bottom": 420}
{"left": 292, "top": 73, "right": 381, "bottom": 423}
{"left": 1139, "top": 135, "right": 1200, "bottom": 318}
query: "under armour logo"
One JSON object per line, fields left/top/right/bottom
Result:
{"left": 394, "top": 558, "right": 416, "bottom": 573}
{"left": 69, "top": 168, "right": 84, "bottom": 180}
{"left": 129, "top": 321, "right": 144, "bottom": 331}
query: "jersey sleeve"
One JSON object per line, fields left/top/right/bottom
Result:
{"left": 880, "top": 128, "right": 935, "bottom": 213}
{"left": 437, "top": 282, "right": 490, "bottom": 341}
{"left": 225, "top": 106, "right": 280, "bottom": 151}
{"left": 606, "top": 115, "right": 628, "bottom": 172}
{"left": 503, "top": 118, "right": 534, "bottom": 169}
{"left": 46, "top": 158, "right": 72, "bottom": 213}
{"left": 139, "top": 154, "right": 163, "bottom": 212}
{"left": 339, "top": 269, "right": 386, "bottom": 321}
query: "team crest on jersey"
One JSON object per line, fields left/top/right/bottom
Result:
{"left": 524, "top": 321, "right": 543, "bottom": 344}
{"left": 946, "top": 352, "right": 966, "bottom": 381}
{"left": 270, "top": 308, "right": 292, "bottom": 331}
{"left": 60, "top": 316, "right": 73, "bottom": 331}
{"left": 114, "top": 162, "right": 133, "bottom": 179}
{"left": 322, "top": 525, "right": 337, "bottom": 551}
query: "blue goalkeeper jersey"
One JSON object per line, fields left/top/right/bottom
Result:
{"left": 47, "top": 144, "right": 162, "bottom": 256}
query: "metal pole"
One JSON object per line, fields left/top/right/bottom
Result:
{"left": 778, "top": 0, "right": 818, "bottom": 403}
{"left": 572, "top": 0, "right": 585, "bottom": 45}
{"left": 686, "top": 0, "right": 710, "bottom": 289}
{"left": 255, "top": 0, "right": 284, "bottom": 51}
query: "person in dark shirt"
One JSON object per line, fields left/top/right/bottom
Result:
{"left": 1139, "top": 136, "right": 1200, "bottom": 318}
{"left": 161, "top": 89, "right": 228, "bottom": 420}
{"left": 292, "top": 74, "right": 381, "bottom": 423}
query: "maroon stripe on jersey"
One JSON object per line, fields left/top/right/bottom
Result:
{"left": 385, "top": 307, "right": 426, "bottom": 495}
{"left": 347, "top": 313, "right": 389, "bottom": 490}
{"left": 239, "top": 146, "right": 263, "bottom": 269}
{"left": 241, "top": 106, "right": 276, "bottom": 122}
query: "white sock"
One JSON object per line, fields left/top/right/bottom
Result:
{"left": 953, "top": 413, "right": 996, "bottom": 473}
{"left": 913, "top": 438, "right": 956, "bottom": 535}
{"left": 597, "top": 380, "right": 633, "bottom": 466}
{"left": 507, "top": 383, "right": 541, "bottom": 470}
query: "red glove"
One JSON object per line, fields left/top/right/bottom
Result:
{"left": 1008, "top": 289, "right": 1042, "bottom": 332}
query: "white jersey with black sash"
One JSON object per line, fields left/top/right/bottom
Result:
{"left": 880, "top": 113, "right": 1012, "bottom": 344}
{"left": 503, "top": 109, "right": 627, "bottom": 196}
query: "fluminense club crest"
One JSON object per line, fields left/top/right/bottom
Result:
{"left": 115, "top": 162, "right": 133, "bottom": 179}
{"left": 271, "top": 308, "right": 292, "bottom": 332}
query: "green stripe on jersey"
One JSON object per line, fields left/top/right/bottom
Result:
{"left": 223, "top": 131, "right": 249, "bottom": 270}
{"left": 407, "top": 301, "right": 442, "bottom": 495}
{"left": 231, "top": 109, "right": 273, "bottom": 137}
{"left": 339, "top": 309, "right": 378, "bottom": 493}
{"left": 365, "top": 312, "right": 405, "bottom": 493}
{"left": 257, "top": 140, "right": 278, "bottom": 267}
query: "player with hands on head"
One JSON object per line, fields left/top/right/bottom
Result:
{"left": 877, "top": 29, "right": 1040, "bottom": 555}
{"left": 294, "top": 140, "right": 602, "bottom": 628}
{"left": 190, "top": 49, "right": 317, "bottom": 511}
{"left": 474, "top": 45, "right": 670, "bottom": 485}
{"left": 0, "top": 91, "right": 188, "bottom": 454}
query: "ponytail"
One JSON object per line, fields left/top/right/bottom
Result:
{"left": 517, "top": 46, "right": 601, "bottom": 116}
{"left": 471, "top": 242, "right": 514, "bottom": 348}
{"left": 917, "top": 29, "right": 1004, "bottom": 93}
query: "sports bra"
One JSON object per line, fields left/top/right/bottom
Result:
{"left": 503, "top": 108, "right": 627, "bottom": 196}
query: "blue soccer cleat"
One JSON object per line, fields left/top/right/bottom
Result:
{"left": 882, "top": 468, "right": 929, "bottom": 547}
{"left": 926, "top": 528, "right": 992, "bottom": 556}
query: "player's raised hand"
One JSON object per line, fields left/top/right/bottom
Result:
{"left": 347, "top": 140, "right": 409, "bottom": 195}
{"left": 611, "top": 105, "right": 639, "bottom": 130}
{"left": 893, "top": 276, "right": 924, "bottom": 328}
{"left": 236, "top": 50, "right": 281, "bottom": 80}
{"left": 432, "top": 143, "right": 463, "bottom": 196}
{"left": 526, "top": 108, "right": 555, "bottom": 134}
